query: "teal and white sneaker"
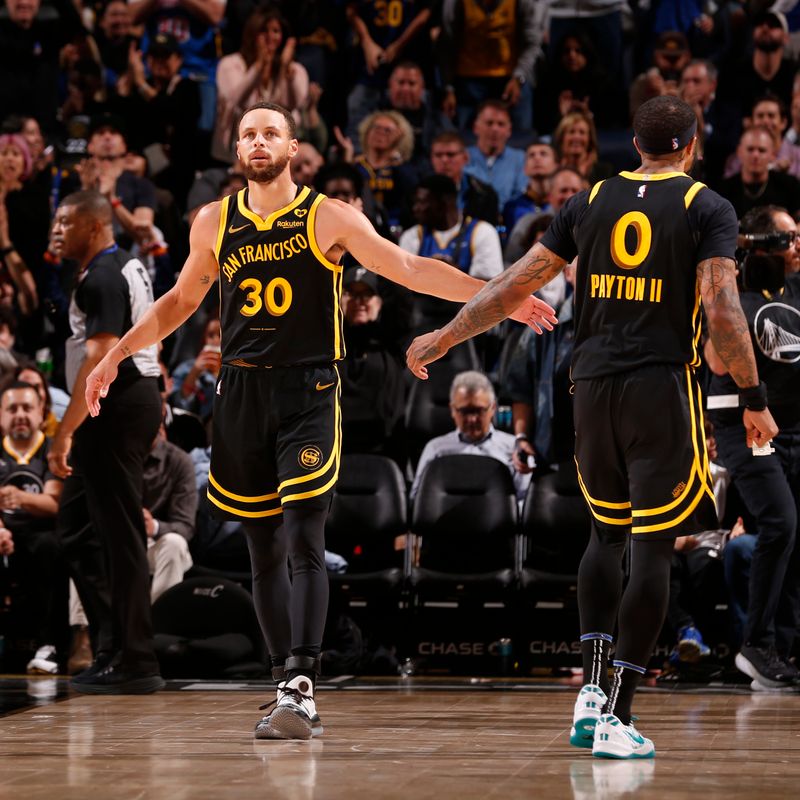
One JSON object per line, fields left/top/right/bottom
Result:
{"left": 592, "top": 714, "right": 655, "bottom": 759}
{"left": 570, "top": 684, "right": 608, "bottom": 748}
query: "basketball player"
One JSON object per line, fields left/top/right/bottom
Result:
{"left": 83, "top": 102, "right": 557, "bottom": 740}
{"left": 407, "top": 96, "right": 779, "bottom": 758}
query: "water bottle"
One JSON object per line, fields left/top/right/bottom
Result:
{"left": 35, "top": 347, "right": 53, "bottom": 377}
{"left": 496, "top": 637, "right": 513, "bottom": 676}
{"left": 495, "top": 405, "right": 512, "bottom": 431}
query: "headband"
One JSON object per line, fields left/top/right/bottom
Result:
{"left": 634, "top": 118, "right": 697, "bottom": 156}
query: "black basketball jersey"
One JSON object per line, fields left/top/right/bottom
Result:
{"left": 540, "top": 171, "right": 738, "bottom": 380}
{"left": 0, "top": 432, "right": 57, "bottom": 534}
{"left": 214, "top": 186, "right": 344, "bottom": 367}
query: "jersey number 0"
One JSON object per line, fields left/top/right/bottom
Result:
{"left": 610, "top": 211, "right": 652, "bottom": 270}
{"left": 238, "top": 277, "right": 293, "bottom": 317}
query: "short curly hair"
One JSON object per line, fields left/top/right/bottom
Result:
{"left": 358, "top": 111, "right": 415, "bottom": 164}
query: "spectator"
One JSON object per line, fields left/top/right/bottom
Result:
{"left": 502, "top": 141, "right": 556, "bottom": 234}
{"left": 353, "top": 110, "right": 418, "bottom": 231}
{"left": 410, "top": 370, "right": 529, "bottom": 502}
{"left": 505, "top": 167, "right": 586, "bottom": 267}
{"left": 170, "top": 316, "right": 221, "bottom": 421}
{"left": 339, "top": 266, "right": 406, "bottom": 464}
{"left": 718, "top": 127, "right": 800, "bottom": 217}
{"left": 345, "top": 0, "right": 433, "bottom": 138}
{"left": 12, "top": 362, "right": 69, "bottom": 437}
{"left": 679, "top": 58, "right": 736, "bottom": 186}
{"left": 114, "top": 33, "right": 202, "bottom": 209}
{"left": 629, "top": 31, "right": 692, "bottom": 120}
{"left": 0, "top": 134, "right": 40, "bottom": 319}
{"left": 290, "top": 142, "right": 325, "bottom": 188}
{"left": 463, "top": 100, "right": 527, "bottom": 212}
{"left": 553, "top": 110, "right": 614, "bottom": 186}
{"left": 534, "top": 30, "right": 620, "bottom": 132}
{"left": 76, "top": 114, "right": 158, "bottom": 250}
{"left": 51, "top": 190, "right": 163, "bottom": 694}
{"left": 430, "top": 131, "right": 498, "bottom": 224}
{"left": 95, "top": 0, "right": 135, "bottom": 90}
{"left": 381, "top": 61, "right": 452, "bottom": 166}
{"left": 716, "top": 10, "right": 797, "bottom": 127}
{"left": 214, "top": 8, "right": 309, "bottom": 163}
{"left": 0, "top": 381, "right": 63, "bottom": 674}
{"left": 129, "top": 0, "right": 225, "bottom": 151}
{"left": 0, "top": 0, "right": 85, "bottom": 131}
{"left": 723, "top": 94, "right": 800, "bottom": 179}
{"left": 438, "top": 0, "right": 543, "bottom": 132}
{"left": 142, "top": 423, "right": 197, "bottom": 602}
{"left": 399, "top": 174, "right": 503, "bottom": 281}
{"left": 186, "top": 161, "right": 246, "bottom": 225}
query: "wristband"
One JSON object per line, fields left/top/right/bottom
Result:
{"left": 514, "top": 433, "right": 529, "bottom": 442}
{"left": 110, "top": 197, "right": 123, "bottom": 209}
{"left": 0, "top": 245, "right": 14, "bottom": 257}
{"left": 739, "top": 381, "right": 768, "bottom": 411}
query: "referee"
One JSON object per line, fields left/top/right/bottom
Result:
{"left": 407, "top": 96, "right": 778, "bottom": 758}
{"left": 49, "top": 191, "right": 163, "bottom": 694}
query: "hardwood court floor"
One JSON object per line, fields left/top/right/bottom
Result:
{"left": 2, "top": 677, "right": 800, "bottom": 799}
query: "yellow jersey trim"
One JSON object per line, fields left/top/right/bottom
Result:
{"left": 684, "top": 182, "right": 706, "bottom": 209}
{"left": 632, "top": 366, "right": 713, "bottom": 518}
{"left": 619, "top": 171, "right": 687, "bottom": 181}
{"left": 632, "top": 483, "right": 709, "bottom": 534}
{"left": 214, "top": 195, "right": 229, "bottom": 262}
{"left": 2, "top": 431, "right": 45, "bottom": 465}
{"left": 574, "top": 460, "right": 632, "bottom": 509}
{"left": 277, "top": 378, "right": 341, "bottom": 492}
{"left": 307, "top": 194, "right": 343, "bottom": 272}
{"left": 588, "top": 180, "right": 605, "bottom": 205}
{"left": 208, "top": 471, "right": 279, "bottom": 503}
{"left": 207, "top": 492, "right": 284, "bottom": 518}
{"left": 236, "top": 185, "right": 311, "bottom": 231}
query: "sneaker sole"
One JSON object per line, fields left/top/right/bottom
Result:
{"left": 69, "top": 675, "right": 166, "bottom": 695}
{"left": 259, "top": 706, "right": 313, "bottom": 740}
{"left": 735, "top": 653, "right": 792, "bottom": 689}
{"left": 677, "top": 640, "right": 704, "bottom": 663}
{"left": 570, "top": 716, "right": 598, "bottom": 748}
{"left": 593, "top": 747, "right": 655, "bottom": 760}
{"left": 750, "top": 679, "right": 799, "bottom": 693}
{"left": 27, "top": 662, "right": 59, "bottom": 675}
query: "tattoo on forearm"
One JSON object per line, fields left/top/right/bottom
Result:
{"left": 444, "top": 247, "right": 564, "bottom": 346}
{"left": 200, "top": 274, "right": 210, "bottom": 285}
{"left": 699, "top": 257, "right": 758, "bottom": 387}
{"left": 120, "top": 345, "right": 132, "bottom": 358}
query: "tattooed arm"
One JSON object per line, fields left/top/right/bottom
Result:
{"left": 697, "top": 256, "right": 758, "bottom": 387}
{"left": 698, "top": 256, "right": 778, "bottom": 446}
{"left": 84, "top": 202, "right": 221, "bottom": 416}
{"left": 406, "top": 243, "right": 567, "bottom": 378}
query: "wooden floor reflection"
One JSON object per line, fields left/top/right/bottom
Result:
{"left": 2, "top": 677, "right": 800, "bottom": 799}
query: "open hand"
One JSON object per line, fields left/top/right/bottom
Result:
{"left": 47, "top": 431, "right": 73, "bottom": 478}
{"left": 508, "top": 295, "right": 558, "bottom": 334}
{"left": 85, "top": 357, "right": 120, "bottom": 418}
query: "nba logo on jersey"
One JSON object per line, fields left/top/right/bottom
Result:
{"left": 637, "top": 185, "right": 647, "bottom": 199}
{"left": 671, "top": 137, "right": 679, "bottom": 150}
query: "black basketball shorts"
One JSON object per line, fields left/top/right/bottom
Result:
{"left": 573, "top": 363, "right": 717, "bottom": 540}
{"left": 207, "top": 363, "right": 341, "bottom": 520}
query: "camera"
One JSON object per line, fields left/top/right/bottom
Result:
{"left": 735, "top": 231, "right": 789, "bottom": 293}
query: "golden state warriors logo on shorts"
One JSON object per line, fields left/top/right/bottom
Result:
{"left": 298, "top": 445, "right": 322, "bottom": 470}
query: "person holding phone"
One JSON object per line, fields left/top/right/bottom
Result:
{"left": 169, "top": 316, "right": 221, "bottom": 421}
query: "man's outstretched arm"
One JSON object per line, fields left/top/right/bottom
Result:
{"left": 405, "top": 242, "right": 567, "bottom": 378}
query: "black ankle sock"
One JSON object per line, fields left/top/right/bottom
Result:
{"left": 604, "top": 662, "right": 646, "bottom": 725}
{"left": 580, "top": 633, "right": 613, "bottom": 695}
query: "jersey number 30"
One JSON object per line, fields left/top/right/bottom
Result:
{"left": 238, "top": 277, "right": 293, "bottom": 317}
{"left": 610, "top": 211, "right": 652, "bottom": 270}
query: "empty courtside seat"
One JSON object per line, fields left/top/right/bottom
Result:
{"left": 520, "top": 461, "right": 591, "bottom": 599}
{"left": 325, "top": 454, "right": 407, "bottom": 595}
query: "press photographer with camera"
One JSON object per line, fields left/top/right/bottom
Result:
{"left": 705, "top": 204, "right": 800, "bottom": 689}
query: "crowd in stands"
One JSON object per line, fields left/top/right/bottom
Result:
{"left": 1, "top": 0, "right": 799, "bottom": 679}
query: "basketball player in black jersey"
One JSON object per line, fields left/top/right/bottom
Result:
{"left": 82, "top": 102, "right": 557, "bottom": 740}
{"left": 407, "top": 96, "right": 779, "bottom": 758}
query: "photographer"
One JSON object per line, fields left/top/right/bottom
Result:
{"left": 705, "top": 204, "right": 800, "bottom": 689}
